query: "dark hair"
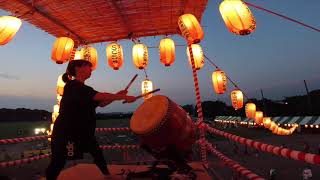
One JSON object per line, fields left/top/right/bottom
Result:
{"left": 62, "top": 59, "right": 92, "bottom": 83}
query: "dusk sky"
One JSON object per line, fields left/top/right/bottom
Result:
{"left": 1, "top": 0, "right": 320, "bottom": 113}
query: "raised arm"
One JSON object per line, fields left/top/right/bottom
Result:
{"left": 94, "top": 91, "right": 135, "bottom": 107}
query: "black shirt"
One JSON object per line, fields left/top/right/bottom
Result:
{"left": 52, "top": 80, "right": 98, "bottom": 140}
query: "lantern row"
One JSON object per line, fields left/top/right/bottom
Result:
{"left": 0, "top": 1, "right": 279, "bottom": 135}
{"left": 50, "top": 37, "right": 208, "bottom": 70}
{"left": 245, "top": 104, "right": 299, "bottom": 135}
{"left": 216, "top": 119, "right": 313, "bottom": 129}
{"left": 0, "top": 1, "right": 257, "bottom": 110}
{"left": 202, "top": 44, "right": 297, "bottom": 135}
{"left": 204, "top": 45, "right": 298, "bottom": 136}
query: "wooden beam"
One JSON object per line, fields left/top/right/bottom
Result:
{"left": 88, "top": 30, "right": 177, "bottom": 44}
{"left": 15, "top": 0, "right": 87, "bottom": 43}
{"left": 109, "top": 0, "right": 132, "bottom": 38}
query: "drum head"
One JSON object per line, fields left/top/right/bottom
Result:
{"left": 130, "top": 95, "right": 169, "bottom": 134}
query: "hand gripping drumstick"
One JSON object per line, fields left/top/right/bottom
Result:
{"left": 124, "top": 74, "right": 138, "bottom": 91}
{"left": 122, "top": 88, "right": 160, "bottom": 104}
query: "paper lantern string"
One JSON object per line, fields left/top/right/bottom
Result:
{"left": 204, "top": 54, "right": 250, "bottom": 101}
{"left": 244, "top": 1, "right": 320, "bottom": 33}
{"left": 143, "top": 68, "right": 148, "bottom": 79}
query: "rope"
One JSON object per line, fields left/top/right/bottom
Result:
{"left": 0, "top": 128, "right": 131, "bottom": 145}
{"left": 99, "top": 145, "right": 140, "bottom": 150}
{"left": 205, "top": 125, "right": 320, "bottom": 165}
{"left": 187, "top": 43, "right": 207, "bottom": 165}
{"left": 0, "top": 154, "right": 50, "bottom": 168}
{"left": 202, "top": 140, "right": 265, "bottom": 180}
{"left": 244, "top": 1, "right": 320, "bottom": 33}
{"left": 95, "top": 127, "right": 131, "bottom": 133}
{"left": 0, "top": 145, "right": 140, "bottom": 168}
{"left": 204, "top": 54, "right": 250, "bottom": 101}
{"left": 0, "top": 135, "right": 48, "bottom": 145}
{"left": 143, "top": 68, "right": 148, "bottom": 79}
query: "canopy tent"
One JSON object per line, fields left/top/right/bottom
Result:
{"left": 271, "top": 116, "right": 320, "bottom": 125}
{"left": 215, "top": 116, "right": 242, "bottom": 122}
{"left": 215, "top": 116, "right": 320, "bottom": 125}
{"left": 0, "top": 0, "right": 208, "bottom": 44}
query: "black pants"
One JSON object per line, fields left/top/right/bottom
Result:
{"left": 46, "top": 137, "right": 109, "bottom": 180}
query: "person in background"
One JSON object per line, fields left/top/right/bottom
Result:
{"left": 46, "top": 60, "right": 136, "bottom": 180}
{"left": 269, "top": 168, "right": 276, "bottom": 180}
{"left": 302, "top": 166, "right": 312, "bottom": 180}
{"left": 303, "top": 142, "right": 310, "bottom": 153}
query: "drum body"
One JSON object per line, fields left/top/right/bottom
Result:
{"left": 130, "top": 95, "right": 196, "bottom": 153}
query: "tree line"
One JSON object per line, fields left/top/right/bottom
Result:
{"left": 182, "top": 89, "right": 320, "bottom": 118}
{"left": 0, "top": 89, "right": 319, "bottom": 122}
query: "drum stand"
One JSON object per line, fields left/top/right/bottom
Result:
{"left": 125, "top": 144, "right": 197, "bottom": 180}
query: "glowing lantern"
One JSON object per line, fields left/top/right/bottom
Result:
{"left": 52, "top": 113, "right": 57, "bottom": 123}
{"left": 212, "top": 69, "right": 227, "bottom": 94}
{"left": 53, "top": 104, "right": 59, "bottom": 113}
{"left": 277, "top": 128, "right": 283, "bottom": 135}
{"left": 53, "top": 104, "right": 59, "bottom": 116}
{"left": 56, "top": 74, "right": 66, "bottom": 96}
{"left": 80, "top": 46, "right": 98, "bottom": 70}
{"left": 47, "top": 123, "right": 54, "bottom": 141}
{"left": 0, "top": 16, "right": 22, "bottom": 45}
{"left": 272, "top": 126, "right": 279, "bottom": 134}
{"left": 51, "top": 37, "right": 74, "bottom": 64}
{"left": 269, "top": 121, "right": 277, "bottom": 132}
{"left": 219, "top": 0, "right": 256, "bottom": 35}
{"left": 245, "top": 103, "right": 256, "bottom": 118}
{"left": 178, "top": 14, "right": 204, "bottom": 43}
{"left": 187, "top": 44, "right": 204, "bottom": 70}
{"left": 281, "top": 130, "right": 286, "bottom": 135}
{"left": 263, "top": 117, "right": 271, "bottom": 129}
{"left": 74, "top": 50, "right": 82, "bottom": 60}
{"left": 141, "top": 79, "right": 153, "bottom": 100}
{"left": 282, "top": 129, "right": 289, "bottom": 135}
{"left": 159, "top": 38, "right": 175, "bottom": 66}
{"left": 254, "top": 111, "right": 263, "bottom": 124}
{"left": 57, "top": 94, "right": 62, "bottom": 105}
{"left": 231, "top": 89, "right": 243, "bottom": 110}
{"left": 106, "top": 42, "right": 124, "bottom": 70}
{"left": 132, "top": 43, "right": 148, "bottom": 69}
{"left": 52, "top": 104, "right": 59, "bottom": 123}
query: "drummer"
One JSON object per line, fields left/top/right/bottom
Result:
{"left": 46, "top": 59, "right": 136, "bottom": 180}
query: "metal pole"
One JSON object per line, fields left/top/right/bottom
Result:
{"left": 260, "top": 89, "right": 268, "bottom": 116}
{"left": 303, "top": 80, "right": 312, "bottom": 115}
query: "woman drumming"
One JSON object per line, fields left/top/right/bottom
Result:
{"left": 46, "top": 60, "right": 136, "bottom": 180}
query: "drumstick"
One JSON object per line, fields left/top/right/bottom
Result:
{"left": 122, "top": 88, "right": 160, "bottom": 104}
{"left": 124, "top": 74, "right": 138, "bottom": 91}
{"left": 135, "top": 88, "right": 160, "bottom": 99}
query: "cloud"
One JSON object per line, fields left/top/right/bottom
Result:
{"left": 0, "top": 72, "right": 19, "bottom": 80}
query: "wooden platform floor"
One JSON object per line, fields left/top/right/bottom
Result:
{"left": 41, "top": 162, "right": 212, "bottom": 179}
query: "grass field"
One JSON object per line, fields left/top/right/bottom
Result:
{"left": 0, "top": 119, "right": 130, "bottom": 139}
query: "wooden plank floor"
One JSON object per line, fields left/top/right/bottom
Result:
{"left": 41, "top": 162, "right": 212, "bottom": 179}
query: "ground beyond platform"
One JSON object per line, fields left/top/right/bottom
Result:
{"left": 39, "top": 162, "right": 211, "bottom": 180}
